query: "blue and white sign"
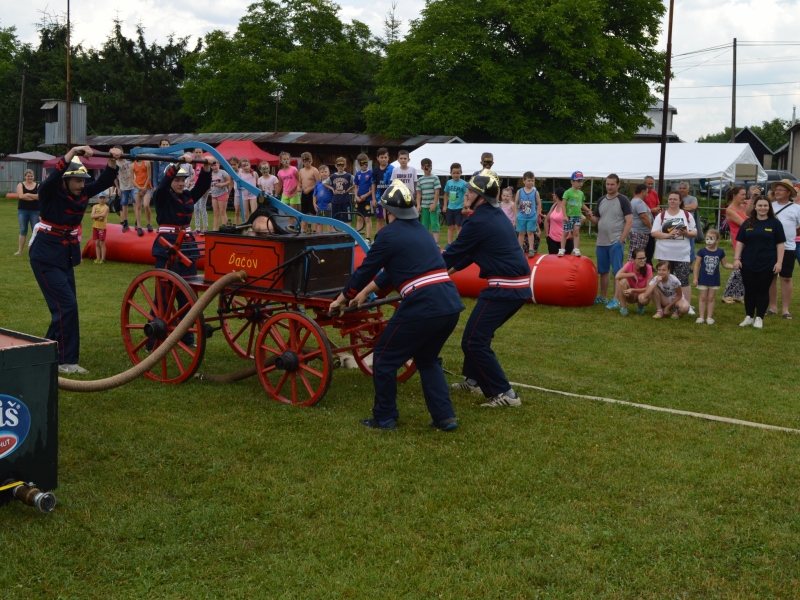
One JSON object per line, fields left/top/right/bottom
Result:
{"left": 0, "top": 394, "right": 31, "bottom": 460}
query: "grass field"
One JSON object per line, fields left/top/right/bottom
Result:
{"left": 1, "top": 199, "right": 800, "bottom": 598}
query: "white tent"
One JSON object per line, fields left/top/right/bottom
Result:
{"left": 401, "top": 142, "right": 767, "bottom": 181}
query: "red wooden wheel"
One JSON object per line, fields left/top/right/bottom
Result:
{"left": 349, "top": 317, "right": 417, "bottom": 382}
{"left": 120, "top": 269, "right": 205, "bottom": 384}
{"left": 255, "top": 312, "right": 333, "bottom": 406}
{"left": 217, "top": 293, "right": 275, "bottom": 360}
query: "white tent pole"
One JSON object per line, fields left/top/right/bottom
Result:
{"left": 588, "top": 178, "right": 594, "bottom": 236}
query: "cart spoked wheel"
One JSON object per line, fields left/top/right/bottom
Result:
{"left": 255, "top": 312, "right": 333, "bottom": 406}
{"left": 217, "top": 294, "right": 274, "bottom": 360}
{"left": 121, "top": 269, "right": 205, "bottom": 384}
{"left": 349, "top": 318, "right": 417, "bottom": 382}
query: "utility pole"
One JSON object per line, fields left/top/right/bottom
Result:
{"left": 657, "top": 0, "right": 675, "bottom": 200}
{"left": 16, "top": 70, "right": 25, "bottom": 153}
{"left": 731, "top": 37, "right": 737, "bottom": 143}
{"left": 66, "top": 0, "right": 72, "bottom": 149}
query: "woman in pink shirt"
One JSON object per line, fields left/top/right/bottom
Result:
{"left": 722, "top": 185, "right": 748, "bottom": 303}
{"left": 543, "top": 188, "right": 575, "bottom": 255}
{"left": 613, "top": 247, "right": 653, "bottom": 316}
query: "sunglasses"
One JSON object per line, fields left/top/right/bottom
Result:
{"left": 336, "top": 163, "right": 345, "bottom": 167}
{"left": 303, "top": 158, "right": 311, "bottom": 162}
{"left": 422, "top": 165, "right": 432, "bottom": 169}
{"left": 359, "top": 161, "right": 368, "bottom": 166}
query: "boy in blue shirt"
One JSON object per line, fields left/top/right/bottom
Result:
{"left": 353, "top": 152, "right": 374, "bottom": 241}
{"left": 370, "top": 147, "right": 393, "bottom": 237}
{"left": 313, "top": 164, "right": 334, "bottom": 233}
{"left": 324, "top": 157, "right": 355, "bottom": 224}
{"left": 442, "top": 162, "right": 467, "bottom": 244}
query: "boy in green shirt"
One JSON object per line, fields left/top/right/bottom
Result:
{"left": 416, "top": 158, "right": 442, "bottom": 242}
{"left": 560, "top": 170, "right": 591, "bottom": 257}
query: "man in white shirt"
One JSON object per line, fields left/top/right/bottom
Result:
{"left": 764, "top": 179, "right": 800, "bottom": 318}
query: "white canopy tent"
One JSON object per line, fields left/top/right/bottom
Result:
{"left": 400, "top": 142, "right": 767, "bottom": 182}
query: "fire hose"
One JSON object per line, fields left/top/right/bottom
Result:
{"left": 58, "top": 271, "right": 247, "bottom": 392}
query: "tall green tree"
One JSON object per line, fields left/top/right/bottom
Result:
{"left": 181, "top": 0, "right": 381, "bottom": 133}
{"left": 697, "top": 118, "right": 790, "bottom": 152}
{"left": 78, "top": 20, "right": 199, "bottom": 135}
{"left": 364, "top": 0, "right": 666, "bottom": 143}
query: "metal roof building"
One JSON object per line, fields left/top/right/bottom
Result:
{"left": 84, "top": 132, "right": 465, "bottom": 168}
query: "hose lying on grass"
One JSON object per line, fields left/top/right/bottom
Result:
{"left": 58, "top": 271, "right": 247, "bottom": 393}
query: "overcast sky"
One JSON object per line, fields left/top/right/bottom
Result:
{"left": 5, "top": 0, "right": 800, "bottom": 147}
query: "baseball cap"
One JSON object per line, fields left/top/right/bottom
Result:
{"left": 571, "top": 171, "right": 585, "bottom": 181}
{"left": 97, "top": 190, "right": 107, "bottom": 197}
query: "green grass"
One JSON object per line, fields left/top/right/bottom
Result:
{"left": 2, "top": 199, "right": 800, "bottom": 598}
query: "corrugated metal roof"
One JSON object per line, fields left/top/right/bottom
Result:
{"left": 41, "top": 101, "right": 58, "bottom": 110}
{"left": 84, "top": 131, "right": 465, "bottom": 148}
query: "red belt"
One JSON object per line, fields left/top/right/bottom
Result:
{"left": 399, "top": 269, "right": 451, "bottom": 297}
{"left": 37, "top": 220, "right": 80, "bottom": 237}
{"left": 486, "top": 275, "right": 530, "bottom": 289}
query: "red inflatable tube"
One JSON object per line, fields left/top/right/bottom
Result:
{"left": 82, "top": 224, "right": 207, "bottom": 270}
{"left": 89, "top": 233, "right": 595, "bottom": 307}
{"left": 353, "top": 247, "right": 596, "bottom": 307}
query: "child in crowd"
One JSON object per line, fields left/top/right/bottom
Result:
{"left": 390, "top": 150, "right": 417, "bottom": 196}
{"left": 298, "top": 152, "right": 321, "bottom": 234}
{"left": 559, "top": 170, "right": 590, "bottom": 257}
{"left": 416, "top": 158, "right": 441, "bottom": 242}
{"left": 442, "top": 162, "right": 467, "bottom": 244}
{"left": 641, "top": 260, "right": 690, "bottom": 319}
{"left": 313, "top": 164, "right": 333, "bottom": 233}
{"left": 515, "top": 171, "right": 539, "bottom": 257}
{"left": 614, "top": 248, "right": 652, "bottom": 315}
{"left": 91, "top": 191, "right": 110, "bottom": 264}
{"left": 115, "top": 148, "right": 135, "bottom": 233}
{"left": 693, "top": 228, "right": 733, "bottom": 325}
{"left": 228, "top": 156, "right": 242, "bottom": 224}
{"left": 192, "top": 148, "right": 209, "bottom": 234}
{"left": 132, "top": 149, "right": 153, "bottom": 236}
{"left": 210, "top": 159, "right": 231, "bottom": 230}
{"left": 278, "top": 152, "right": 300, "bottom": 228}
{"left": 238, "top": 158, "right": 259, "bottom": 222}
{"left": 353, "top": 153, "right": 374, "bottom": 241}
{"left": 258, "top": 162, "right": 280, "bottom": 197}
{"left": 500, "top": 187, "right": 516, "bottom": 225}
{"left": 326, "top": 157, "right": 355, "bottom": 224}
{"left": 370, "top": 147, "right": 392, "bottom": 235}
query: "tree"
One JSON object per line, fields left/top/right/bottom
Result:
{"left": 697, "top": 118, "right": 790, "bottom": 152}
{"left": 78, "top": 20, "right": 199, "bottom": 135}
{"left": 364, "top": 0, "right": 666, "bottom": 143}
{"left": 0, "top": 16, "right": 198, "bottom": 155}
{"left": 381, "top": 1, "right": 403, "bottom": 50}
{"left": 181, "top": 0, "right": 382, "bottom": 133}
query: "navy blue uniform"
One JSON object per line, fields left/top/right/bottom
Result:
{"left": 442, "top": 202, "right": 532, "bottom": 396}
{"left": 151, "top": 163, "right": 211, "bottom": 274}
{"left": 150, "top": 163, "right": 211, "bottom": 346}
{"left": 30, "top": 156, "right": 118, "bottom": 365}
{"left": 342, "top": 219, "right": 464, "bottom": 423}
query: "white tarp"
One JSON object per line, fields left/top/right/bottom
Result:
{"left": 401, "top": 143, "right": 767, "bottom": 181}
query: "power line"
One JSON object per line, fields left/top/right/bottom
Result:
{"left": 673, "top": 48, "right": 731, "bottom": 75}
{"left": 671, "top": 92, "right": 800, "bottom": 100}
{"left": 671, "top": 80, "right": 800, "bottom": 89}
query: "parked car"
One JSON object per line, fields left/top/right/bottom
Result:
{"left": 758, "top": 170, "right": 798, "bottom": 189}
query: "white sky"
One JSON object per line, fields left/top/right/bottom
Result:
{"left": 5, "top": 0, "right": 800, "bottom": 147}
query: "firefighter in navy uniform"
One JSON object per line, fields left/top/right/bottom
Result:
{"left": 30, "top": 145, "right": 122, "bottom": 374}
{"left": 150, "top": 152, "right": 213, "bottom": 346}
{"left": 329, "top": 180, "right": 465, "bottom": 431}
{"left": 442, "top": 169, "right": 532, "bottom": 407}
